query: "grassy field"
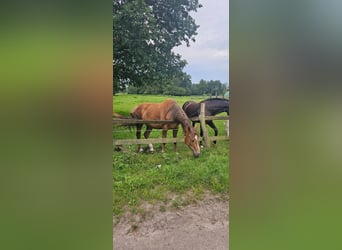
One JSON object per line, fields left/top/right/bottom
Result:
{"left": 113, "top": 94, "right": 229, "bottom": 222}
{"left": 113, "top": 94, "right": 206, "bottom": 115}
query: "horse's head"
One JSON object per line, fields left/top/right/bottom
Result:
{"left": 184, "top": 125, "right": 200, "bottom": 158}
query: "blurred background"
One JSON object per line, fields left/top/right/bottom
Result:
{"left": 0, "top": 1, "right": 112, "bottom": 249}
{"left": 230, "top": 1, "right": 342, "bottom": 249}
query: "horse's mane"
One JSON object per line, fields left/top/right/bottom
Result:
{"left": 187, "top": 98, "right": 229, "bottom": 116}
{"left": 166, "top": 101, "right": 193, "bottom": 133}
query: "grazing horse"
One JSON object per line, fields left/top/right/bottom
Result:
{"left": 182, "top": 98, "right": 229, "bottom": 144}
{"left": 130, "top": 99, "right": 200, "bottom": 157}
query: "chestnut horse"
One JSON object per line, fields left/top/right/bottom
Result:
{"left": 131, "top": 99, "right": 200, "bottom": 157}
{"left": 182, "top": 98, "right": 229, "bottom": 144}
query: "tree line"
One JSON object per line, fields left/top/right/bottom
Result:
{"left": 125, "top": 79, "right": 229, "bottom": 96}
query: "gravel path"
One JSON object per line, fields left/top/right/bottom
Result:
{"left": 113, "top": 196, "right": 229, "bottom": 250}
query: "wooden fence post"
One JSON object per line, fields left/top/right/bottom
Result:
{"left": 199, "top": 103, "right": 210, "bottom": 148}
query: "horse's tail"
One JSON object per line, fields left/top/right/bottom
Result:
{"left": 113, "top": 112, "right": 129, "bottom": 119}
{"left": 112, "top": 112, "right": 133, "bottom": 130}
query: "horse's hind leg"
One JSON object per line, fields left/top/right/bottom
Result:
{"left": 136, "top": 124, "right": 143, "bottom": 152}
{"left": 207, "top": 121, "right": 218, "bottom": 144}
{"left": 144, "top": 125, "right": 154, "bottom": 152}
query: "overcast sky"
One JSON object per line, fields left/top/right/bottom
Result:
{"left": 173, "top": 0, "right": 229, "bottom": 84}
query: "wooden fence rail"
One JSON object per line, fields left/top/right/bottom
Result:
{"left": 113, "top": 103, "right": 229, "bottom": 148}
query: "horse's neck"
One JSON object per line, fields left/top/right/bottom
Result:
{"left": 180, "top": 118, "right": 191, "bottom": 131}
{"left": 174, "top": 107, "right": 191, "bottom": 131}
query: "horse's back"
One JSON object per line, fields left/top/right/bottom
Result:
{"left": 202, "top": 98, "right": 229, "bottom": 109}
{"left": 131, "top": 99, "right": 178, "bottom": 121}
{"left": 131, "top": 103, "right": 156, "bottom": 119}
{"left": 201, "top": 97, "right": 228, "bottom": 102}
{"left": 182, "top": 98, "right": 229, "bottom": 117}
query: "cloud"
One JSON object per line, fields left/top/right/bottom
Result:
{"left": 175, "top": 47, "right": 228, "bottom": 66}
{"left": 173, "top": 0, "right": 229, "bottom": 83}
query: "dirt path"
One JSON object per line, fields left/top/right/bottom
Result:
{"left": 113, "top": 196, "right": 229, "bottom": 250}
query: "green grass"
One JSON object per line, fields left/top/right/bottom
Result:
{"left": 113, "top": 93, "right": 207, "bottom": 115}
{"left": 113, "top": 94, "right": 229, "bottom": 222}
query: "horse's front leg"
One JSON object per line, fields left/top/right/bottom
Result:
{"left": 172, "top": 126, "right": 179, "bottom": 152}
{"left": 161, "top": 128, "right": 168, "bottom": 153}
{"left": 144, "top": 125, "right": 154, "bottom": 152}
{"left": 207, "top": 121, "right": 218, "bottom": 144}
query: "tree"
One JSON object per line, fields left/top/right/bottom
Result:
{"left": 113, "top": 0, "right": 201, "bottom": 93}
{"left": 207, "top": 80, "right": 223, "bottom": 96}
{"left": 198, "top": 79, "right": 208, "bottom": 95}
{"left": 167, "top": 72, "right": 192, "bottom": 95}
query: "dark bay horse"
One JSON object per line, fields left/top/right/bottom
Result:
{"left": 182, "top": 98, "right": 229, "bottom": 144}
{"left": 131, "top": 99, "right": 200, "bottom": 157}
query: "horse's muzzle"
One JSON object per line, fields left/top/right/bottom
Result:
{"left": 193, "top": 152, "right": 200, "bottom": 158}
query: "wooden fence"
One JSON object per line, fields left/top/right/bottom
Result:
{"left": 113, "top": 103, "right": 229, "bottom": 148}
